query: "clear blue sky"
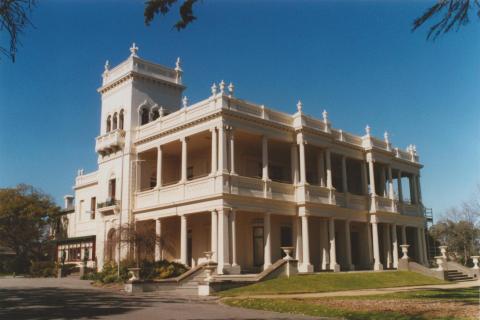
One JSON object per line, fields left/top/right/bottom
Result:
{"left": 0, "top": 0, "right": 478, "bottom": 219}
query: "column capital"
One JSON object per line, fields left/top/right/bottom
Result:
{"left": 366, "top": 152, "right": 375, "bottom": 162}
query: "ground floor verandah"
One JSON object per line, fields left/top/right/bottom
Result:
{"left": 127, "top": 208, "right": 428, "bottom": 275}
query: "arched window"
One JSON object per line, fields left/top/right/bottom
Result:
{"left": 112, "top": 113, "right": 118, "bottom": 130}
{"left": 119, "top": 110, "right": 124, "bottom": 130}
{"left": 106, "top": 115, "right": 111, "bottom": 133}
{"left": 151, "top": 109, "right": 159, "bottom": 121}
{"left": 140, "top": 108, "right": 149, "bottom": 125}
{"left": 106, "top": 228, "right": 117, "bottom": 262}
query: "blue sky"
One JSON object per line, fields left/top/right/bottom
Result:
{"left": 0, "top": 0, "right": 478, "bottom": 219}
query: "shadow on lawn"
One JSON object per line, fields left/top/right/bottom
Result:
{"left": 407, "top": 287, "right": 479, "bottom": 305}
{"left": 0, "top": 287, "right": 186, "bottom": 320}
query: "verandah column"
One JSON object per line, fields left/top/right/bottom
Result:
{"left": 210, "top": 210, "right": 218, "bottom": 262}
{"left": 217, "top": 208, "right": 230, "bottom": 274}
{"left": 262, "top": 135, "right": 269, "bottom": 180}
{"left": 293, "top": 216, "right": 302, "bottom": 261}
{"left": 264, "top": 212, "right": 272, "bottom": 270}
{"left": 230, "top": 210, "right": 239, "bottom": 269}
{"left": 416, "top": 227, "right": 424, "bottom": 264}
{"left": 345, "top": 220, "right": 354, "bottom": 270}
{"left": 156, "top": 146, "right": 162, "bottom": 187}
{"left": 229, "top": 128, "right": 236, "bottom": 174}
{"left": 299, "top": 214, "right": 313, "bottom": 272}
{"left": 210, "top": 128, "right": 217, "bottom": 174}
{"left": 367, "top": 153, "right": 377, "bottom": 212}
{"left": 385, "top": 223, "right": 392, "bottom": 268}
{"left": 392, "top": 223, "right": 399, "bottom": 269}
{"left": 325, "top": 149, "right": 334, "bottom": 204}
{"left": 218, "top": 125, "right": 228, "bottom": 174}
{"left": 371, "top": 220, "right": 383, "bottom": 270}
{"left": 180, "top": 215, "right": 187, "bottom": 265}
{"left": 298, "top": 135, "right": 306, "bottom": 184}
{"left": 329, "top": 218, "right": 340, "bottom": 272}
{"left": 366, "top": 222, "right": 373, "bottom": 266}
{"left": 180, "top": 137, "right": 188, "bottom": 183}
{"left": 321, "top": 220, "right": 329, "bottom": 270}
{"left": 155, "top": 219, "right": 162, "bottom": 261}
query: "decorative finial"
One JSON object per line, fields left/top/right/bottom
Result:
{"left": 384, "top": 131, "right": 389, "bottom": 143}
{"left": 130, "top": 42, "right": 139, "bottom": 57}
{"left": 365, "top": 125, "right": 371, "bottom": 136}
{"left": 228, "top": 82, "right": 234, "bottom": 97}
{"left": 219, "top": 80, "right": 225, "bottom": 94}
{"left": 322, "top": 109, "right": 328, "bottom": 122}
{"left": 182, "top": 96, "right": 188, "bottom": 108}
{"left": 296, "top": 100, "right": 303, "bottom": 112}
{"left": 175, "top": 57, "right": 182, "bottom": 72}
{"left": 104, "top": 60, "right": 110, "bottom": 72}
{"left": 211, "top": 82, "right": 217, "bottom": 96}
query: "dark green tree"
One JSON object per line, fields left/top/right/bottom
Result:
{"left": 144, "top": 0, "right": 199, "bottom": 30}
{"left": 0, "top": 184, "right": 61, "bottom": 273}
{"left": 0, "top": 0, "right": 36, "bottom": 62}
{"left": 413, "top": 0, "right": 480, "bottom": 39}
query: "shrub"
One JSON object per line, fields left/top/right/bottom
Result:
{"left": 140, "top": 260, "right": 188, "bottom": 280}
{"left": 29, "top": 261, "right": 57, "bottom": 277}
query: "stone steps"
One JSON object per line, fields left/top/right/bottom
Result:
{"left": 445, "top": 270, "right": 474, "bottom": 282}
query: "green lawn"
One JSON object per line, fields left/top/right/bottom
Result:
{"left": 218, "top": 271, "right": 447, "bottom": 297}
{"left": 337, "top": 286, "right": 479, "bottom": 303}
{"left": 223, "top": 287, "right": 479, "bottom": 320}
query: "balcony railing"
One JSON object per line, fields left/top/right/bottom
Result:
{"left": 97, "top": 199, "right": 120, "bottom": 215}
{"left": 97, "top": 198, "right": 120, "bottom": 209}
{"left": 95, "top": 129, "right": 126, "bottom": 155}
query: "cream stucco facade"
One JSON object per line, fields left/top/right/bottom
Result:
{"left": 60, "top": 44, "right": 428, "bottom": 274}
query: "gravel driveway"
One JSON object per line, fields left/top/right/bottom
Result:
{"left": 0, "top": 277, "right": 323, "bottom": 320}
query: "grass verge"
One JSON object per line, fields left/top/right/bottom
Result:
{"left": 223, "top": 287, "right": 479, "bottom": 320}
{"left": 218, "top": 271, "right": 447, "bottom": 297}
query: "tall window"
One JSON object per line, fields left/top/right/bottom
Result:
{"left": 151, "top": 109, "right": 159, "bottom": 121}
{"left": 106, "top": 116, "right": 111, "bottom": 132}
{"left": 119, "top": 110, "right": 124, "bottom": 129}
{"left": 112, "top": 113, "right": 118, "bottom": 130}
{"left": 140, "top": 108, "right": 149, "bottom": 125}
{"left": 79, "top": 200, "right": 84, "bottom": 221}
{"left": 90, "top": 197, "right": 96, "bottom": 219}
{"left": 108, "top": 178, "right": 116, "bottom": 200}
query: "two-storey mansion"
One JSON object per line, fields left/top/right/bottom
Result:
{"left": 58, "top": 44, "right": 428, "bottom": 274}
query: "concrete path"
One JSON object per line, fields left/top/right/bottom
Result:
{"left": 236, "top": 279, "right": 480, "bottom": 299}
{"left": 0, "top": 277, "right": 324, "bottom": 320}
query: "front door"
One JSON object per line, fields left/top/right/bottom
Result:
{"left": 253, "top": 226, "right": 264, "bottom": 267}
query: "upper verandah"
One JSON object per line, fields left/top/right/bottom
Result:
{"left": 133, "top": 81, "right": 421, "bottom": 167}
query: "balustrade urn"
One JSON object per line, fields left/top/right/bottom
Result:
{"left": 281, "top": 247, "right": 295, "bottom": 260}
{"left": 435, "top": 256, "right": 445, "bottom": 271}
{"left": 439, "top": 246, "right": 448, "bottom": 259}
{"left": 471, "top": 256, "right": 479, "bottom": 270}
{"left": 400, "top": 244, "right": 410, "bottom": 259}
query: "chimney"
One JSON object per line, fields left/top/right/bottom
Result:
{"left": 64, "top": 195, "right": 74, "bottom": 210}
